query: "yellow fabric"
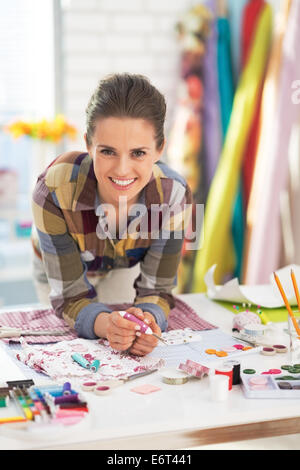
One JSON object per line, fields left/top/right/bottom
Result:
{"left": 192, "top": 3, "right": 272, "bottom": 292}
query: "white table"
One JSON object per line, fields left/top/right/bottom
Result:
{"left": 0, "top": 294, "right": 300, "bottom": 450}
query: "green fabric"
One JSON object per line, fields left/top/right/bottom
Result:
{"left": 213, "top": 299, "right": 300, "bottom": 323}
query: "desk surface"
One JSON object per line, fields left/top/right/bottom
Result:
{"left": 0, "top": 294, "right": 300, "bottom": 450}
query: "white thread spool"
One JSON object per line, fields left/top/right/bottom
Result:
{"left": 209, "top": 375, "right": 229, "bottom": 402}
{"left": 243, "top": 324, "right": 266, "bottom": 337}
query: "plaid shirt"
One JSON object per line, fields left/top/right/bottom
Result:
{"left": 32, "top": 151, "right": 192, "bottom": 338}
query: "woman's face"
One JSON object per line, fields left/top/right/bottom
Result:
{"left": 86, "top": 117, "right": 164, "bottom": 207}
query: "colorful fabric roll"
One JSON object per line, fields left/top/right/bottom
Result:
{"left": 241, "top": 0, "right": 266, "bottom": 211}
{"left": 233, "top": 0, "right": 266, "bottom": 280}
{"left": 203, "top": 0, "right": 222, "bottom": 192}
{"left": 217, "top": 17, "right": 234, "bottom": 137}
{"left": 243, "top": 0, "right": 296, "bottom": 284}
{"left": 217, "top": 12, "right": 244, "bottom": 281}
{"left": 167, "top": 5, "right": 212, "bottom": 293}
{"left": 192, "top": 3, "right": 272, "bottom": 292}
{"left": 243, "top": 0, "right": 292, "bottom": 281}
{"left": 227, "top": 0, "right": 249, "bottom": 83}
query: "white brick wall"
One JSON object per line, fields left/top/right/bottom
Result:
{"left": 60, "top": 0, "right": 187, "bottom": 152}
{"left": 60, "top": 0, "right": 280, "bottom": 153}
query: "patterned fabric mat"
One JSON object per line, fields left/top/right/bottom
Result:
{"left": 0, "top": 297, "right": 216, "bottom": 344}
{"left": 16, "top": 337, "right": 165, "bottom": 384}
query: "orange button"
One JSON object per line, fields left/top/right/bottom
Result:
{"left": 216, "top": 351, "right": 228, "bottom": 357}
{"left": 205, "top": 349, "right": 217, "bottom": 355}
{"left": 242, "top": 346, "right": 253, "bottom": 351}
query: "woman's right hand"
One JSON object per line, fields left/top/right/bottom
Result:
{"left": 94, "top": 310, "right": 140, "bottom": 351}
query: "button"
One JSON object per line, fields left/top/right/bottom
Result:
{"left": 249, "top": 376, "right": 268, "bottom": 385}
{"left": 278, "top": 382, "right": 292, "bottom": 390}
{"left": 243, "top": 369, "right": 256, "bottom": 374}
{"left": 273, "top": 344, "right": 287, "bottom": 353}
{"left": 276, "top": 375, "right": 295, "bottom": 380}
{"left": 261, "top": 347, "right": 276, "bottom": 356}
{"left": 205, "top": 349, "right": 217, "bottom": 355}
{"left": 215, "top": 351, "right": 228, "bottom": 357}
{"left": 268, "top": 369, "right": 282, "bottom": 375}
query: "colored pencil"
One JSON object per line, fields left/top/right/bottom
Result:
{"left": 0, "top": 416, "right": 27, "bottom": 425}
{"left": 291, "top": 269, "right": 300, "bottom": 314}
{"left": 273, "top": 272, "right": 300, "bottom": 338}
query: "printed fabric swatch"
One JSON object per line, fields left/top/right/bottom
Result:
{"left": 16, "top": 337, "right": 164, "bottom": 385}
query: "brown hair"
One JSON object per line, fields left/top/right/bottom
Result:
{"left": 85, "top": 73, "right": 166, "bottom": 150}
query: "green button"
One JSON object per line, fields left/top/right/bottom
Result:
{"left": 281, "top": 365, "right": 293, "bottom": 370}
{"left": 243, "top": 369, "right": 256, "bottom": 374}
{"left": 276, "top": 375, "right": 295, "bottom": 380}
{"left": 289, "top": 368, "right": 300, "bottom": 374}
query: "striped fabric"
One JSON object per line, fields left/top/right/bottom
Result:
{"left": 32, "top": 151, "right": 192, "bottom": 338}
{"left": 0, "top": 308, "right": 77, "bottom": 344}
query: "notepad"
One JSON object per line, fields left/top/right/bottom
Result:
{"left": 149, "top": 328, "right": 261, "bottom": 368}
{"left": 205, "top": 264, "right": 300, "bottom": 308}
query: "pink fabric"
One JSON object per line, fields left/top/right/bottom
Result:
{"left": 0, "top": 297, "right": 216, "bottom": 344}
{"left": 0, "top": 308, "right": 77, "bottom": 344}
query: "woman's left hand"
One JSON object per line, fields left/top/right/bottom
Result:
{"left": 127, "top": 307, "right": 161, "bottom": 356}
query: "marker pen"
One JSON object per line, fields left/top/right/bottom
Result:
{"left": 71, "top": 353, "right": 91, "bottom": 369}
{"left": 118, "top": 311, "right": 167, "bottom": 344}
{"left": 34, "top": 386, "right": 77, "bottom": 397}
{"left": 28, "top": 389, "right": 49, "bottom": 422}
{"left": 9, "top": 389, "right": 32, "bottom": 421}
{"left": 18, "top": 387, "right": 41, "bottom": 422}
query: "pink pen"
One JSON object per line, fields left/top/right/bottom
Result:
{"left": 118, "top": 311, "right": 167, "bottom": 345}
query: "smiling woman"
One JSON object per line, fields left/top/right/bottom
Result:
{"left": 89, "top": 116, "right": 163, "bottom": 209}
{"left": 31, "top": 73, "right": 192, "bottom": 357}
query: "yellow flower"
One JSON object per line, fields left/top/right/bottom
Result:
{"left": 5, "top": 115, "right": 77, "bottom": 143}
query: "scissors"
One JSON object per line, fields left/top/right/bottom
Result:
{"left": 0, "top": 326, "right": 68, "bottom": 338}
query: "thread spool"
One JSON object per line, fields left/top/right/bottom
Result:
{"left": 90, "top": 359, "right": 100, "bottom": 372}
{"left": 215, "top": 366, "right": 233, "bottom": 390}
{"left": 63, "top": 382, "right": 72, "bottom": 395}
{"left": 160, "top": 368, "right": 189, "bottom": 385}
{"left": 54, "top": 394, "right": 79, "bottom": 405}
{"left": 71, "top": 353, "right": 91, "bottom": 369}
{"left": 210, "top": 375, "right": 229, "bottom": 402}
{"left": 243, "top": 324, "right": 266, "bottom": 337}
{"left": 223, "top": 360, "right": 241, "bottom": 385}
